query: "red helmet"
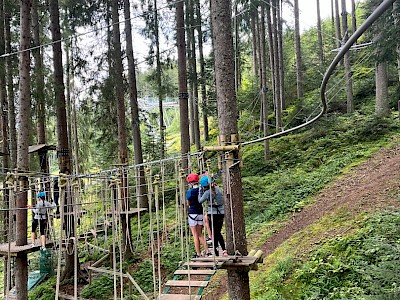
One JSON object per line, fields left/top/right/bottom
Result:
{"left": 187, "top": 173, "right": 199, "bottom": 183}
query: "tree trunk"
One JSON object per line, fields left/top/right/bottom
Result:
{"left": 351, "top": 0, "right": 357, "bottom": 34}
{"left": 375, "top": 61, "right": 389, "bottom": 117}
{"left": 65, "top": 43, "right": 74, "bottom": 170}
{"left": 393, "top": 2, "right": 400, "bottom": 82}
{"left": 123, "top": 0, "right": 147, "bottom": 208}
{"left": 272, "top": 0, "right": 282, "bottom": 131}
{"left": 341, "top": 0, "right": 354, "bottom": 113}
{"left": 153, "top": 0, "right": 165, "bottom": 159}
{"left": 334, "top": 0, "right": 341, "bottom": 49}
{"left": 188, "top": 0, "right": 200, "bottom": 151}
{"left": 210, "top": 1, "right": 249, "bottom": 299}
{"left": 111, "top": 0, "right": 131, "bottom": 258}
{"left": 294, "top": 0, "right": 304, "bottom": 99}
{"left": 316, "top": 0, "right": 324, "bottom": 65}
{"left": 260, "top": 4, "right": 270, "bottom": 160}
{"left": 277, "top": 0, "right": 285, "bottom": 111}
{"left": 250, "top": 9, "right": 259, "bottom": 80}
{"left": 32, "top": 0, "right": 48, "bottom": 183}
{"left": 266, "top": 2, "right": 275, "bottom": 116}
{"left": 195, "top": 0, "right": 208, "bottom": 141}
{"left": 331, "top": 0, "right": 335, "bottom": 31}
{"left": 5, "top": 0, "right": 16, "bottom": 170}
{"left": 49, "top": 0, "right": 74, "bottom": 280}
{"left": 234, "top": 2, "right": 240, "bottom": 91}
{"left": 176, "top": 0, "right": 190, "bottom": 171}
{"left": 15, "top": 1, "right": 31, "bottom": 298}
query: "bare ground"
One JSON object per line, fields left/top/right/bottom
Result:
{"left": 204, "top": 142, "right": 400, "bottom": 300}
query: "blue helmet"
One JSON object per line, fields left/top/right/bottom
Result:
{"left": 37, "top": 191, "right": 46, "bottom": 198}
{"left": 200, "top": 176, "right": 213, "bottom": 187}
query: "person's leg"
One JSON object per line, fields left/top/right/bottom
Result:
{"left": 39, "top": 219, "right": 46, "bottom": 248}
{"left": 196, "top": 225, "right": 210, "bottom": 255}
{"left": 204, "top": 214, "right": 212, "bottom": 240}
{"left": 190, "top": 226, "right": 201, "bottom": 256}
{"left": 213, "top": 215, "right": 226, "bottom": 253}
{"left": 208, "top": 214, "right": 220, "bottom": 256}
{"left": 31, "top": 219, "right": 38, "bottom": 245}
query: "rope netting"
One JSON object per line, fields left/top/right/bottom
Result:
{"left": 0, "top": 151, "right": 228, "bottom": 298}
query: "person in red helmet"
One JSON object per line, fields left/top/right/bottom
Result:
{"left": 186, "top": 173, "right": 212, "bottom": 258}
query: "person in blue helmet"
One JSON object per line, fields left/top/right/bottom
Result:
{"left": 28, "top": 191, "right": 55, "bottom": 250}
{"left": 199, "top": 175, "right": 227, "bottom": 256}
{"left": 186, "top": 173, "right": 212, "bottom": 258}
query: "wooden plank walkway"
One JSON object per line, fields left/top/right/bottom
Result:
{"left": 161, "top": 252, "right": 264, "bottom": 299}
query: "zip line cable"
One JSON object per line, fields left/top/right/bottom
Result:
{"left": 241, "top": 0, "right": 396, "bottom": 147}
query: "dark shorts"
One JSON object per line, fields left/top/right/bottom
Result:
{"left": 32, "top": 219, "right": 47, "bottom": 236}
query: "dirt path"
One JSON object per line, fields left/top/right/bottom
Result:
{"left": 204, "top": 143, "right": 400, "bottom": 299}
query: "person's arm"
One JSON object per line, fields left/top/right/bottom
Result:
{"left": 199, "top": 189, "right": 210, "bottom": 204}
{"left": 45, "top": 201, "right": 55, "bottom": 209}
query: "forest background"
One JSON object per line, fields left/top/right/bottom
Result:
{"left": 0, "top": 0, "right": 400, "bottom": 299}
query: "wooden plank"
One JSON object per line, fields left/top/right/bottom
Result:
{"left": 165, "top": 280, "right": 208, "bottom": 288}
{"left": 0, "top": 241, "right": 55, "bottom": 257}
{"left": 174, "top": 269, "right": 216, "bottom": 276}
{"left": 182, "top": 261, "right": 224, "bottom": 268}
{"left": 159, "top": 294, "right": 201, "bottom": 300}
{"left": 191, "top": 256, "right": 257, "bottom": 263}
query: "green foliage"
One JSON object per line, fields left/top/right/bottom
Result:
{"left": 251, "top": 210, "right": 400, "bottom": 299}
{"left": 294, "top": 211, "right": 400, "bottom": 299}
{"left": 80, "top": 275, "right": 114, "bottom": 299}
{"left": 28, "top": 276, "right": 57, "bottom": 300}
{"left": 242, "top": 112, "right": 399, "bottom": 236}
{"left": 132, "top": 260, "right": 157, "bottom": 293}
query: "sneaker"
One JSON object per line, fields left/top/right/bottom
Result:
{"left": 41, "top": 246, "right": 46, "bottom": 251}
{"left": 31, "top": 243, "right": 35, "bottom": 248}
{"left": 205, "top": 252, "right": 213, "bottom": 257}
{"left": 192, "top": 254, "right": 200, "bottom": 258}
{"left": 206, "top": 237, "right": 212, "bottom": 244}
{"left": 222, "top": 250, "right": 228, "bottom": 256}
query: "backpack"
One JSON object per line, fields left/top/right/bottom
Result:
{"left": 36, "top": 200, "right": 48, "bottom": 219}
{"left": 209, "top": 186, "right": 223, "bottom": 208}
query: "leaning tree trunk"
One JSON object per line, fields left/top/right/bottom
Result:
{"left": 210, "top": 0, "right": 249, "bottom": 299}
{"left": 272, "top": 0, "right": 282, "bottom": 131}
{"left": 123, "top": 0, "right": 147, "bottom": 208}
{"left": 49, "top": 0, "right": 75, "bottom": 281}
{"left": 341, "top": 0, "right": 354, "bottom": 113}
{"left": 176, "top": 0, "right": 190, "bottom": 171}
{"left": 15, "top": 1, "right": 31, "bottom": 298}
{"left": 111, "top": 0, "right": 132, "bottom": 258}
{"left": 294, "top": 0, "right": 304, "bottom": 99}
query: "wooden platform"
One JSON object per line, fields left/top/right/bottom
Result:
{"left": 0, "top": 241, "right": 54, "bottom": 257}
{"left": 190, "top": 255, "right": 259, "bottom": 271}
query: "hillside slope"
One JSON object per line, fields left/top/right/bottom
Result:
{"left": 205, "top": 140, "right": 400, "bottom": 299}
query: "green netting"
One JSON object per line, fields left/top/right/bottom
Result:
{"left": 39, "top": 249, "right": 52, "bottom": 275}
